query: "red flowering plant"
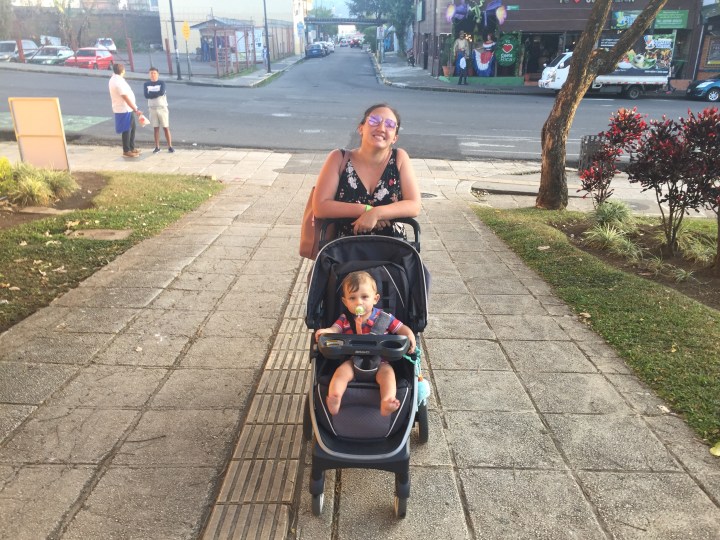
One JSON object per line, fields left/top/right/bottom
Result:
{"left": 578, "top": 107, "right": 646, "bottom": 207}
{"left": 681, "top": 108, "right": 720, "bottom": 273}
{"left": 625, "top": 115, "right": 707, "bottom": 257}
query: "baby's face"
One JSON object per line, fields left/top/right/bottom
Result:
{"left": 342, "top": 282, "right": 379, "bottom": 319}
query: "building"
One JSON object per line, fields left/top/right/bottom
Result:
{"left": 156, "top": 0, "right": 306, "bottom": 58}
{"left": 698, "top": 0, "right": 720, "bottom": 80}
{"left": 413, "top": 0, "right": 702, "bottom": 83}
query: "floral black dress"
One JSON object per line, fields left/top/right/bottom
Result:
{"left": 334, "top": 148, "right": 405, "bottom": 238}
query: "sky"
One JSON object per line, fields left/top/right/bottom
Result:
{"left": 314, "top": 0, "right": 350, "bottom": 18}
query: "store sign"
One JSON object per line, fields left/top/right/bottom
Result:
{"left": 612, "top": 10, "right": 688, "bottom": 30}
{"left": 496, "top": 35, "right": 519, "bottom": 67}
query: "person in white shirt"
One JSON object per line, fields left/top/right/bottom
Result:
{"left": 108, "top": 63, "right": 143, "bottom": 158}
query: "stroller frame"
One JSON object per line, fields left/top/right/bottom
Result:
{"left": 303, "top": 219, "right": 429, "bottom": 518}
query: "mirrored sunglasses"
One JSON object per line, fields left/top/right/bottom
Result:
{"left": 366, "top": 114, "right": 398, "bottom": 130}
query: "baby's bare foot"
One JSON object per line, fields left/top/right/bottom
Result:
{"left": 327, "top": 394, "right": 342, "bottom": 415}
{"left": 380, "top": 397, "right": 400, "bottom": 417}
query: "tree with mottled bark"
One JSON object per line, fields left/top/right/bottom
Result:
{"left": 536, "top": 0, "right": 668, "bottom": 210}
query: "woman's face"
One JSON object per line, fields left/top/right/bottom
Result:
{"left": 359, "top": 107, "right": 399, "bottom": 148}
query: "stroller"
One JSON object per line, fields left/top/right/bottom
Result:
{"left": 303, "top": 218, "right": 429, "bottom": 518}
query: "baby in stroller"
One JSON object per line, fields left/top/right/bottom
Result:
{"left": 316, "top": 271, "right": 416, "bottom": 416}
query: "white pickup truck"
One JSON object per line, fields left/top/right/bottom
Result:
{"left": 538, "top": 33, "right": 675, "bottom": 100}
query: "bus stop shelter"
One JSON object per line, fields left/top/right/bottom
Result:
{"left": 191, "top": 18, "right": 256, "bottom": 77}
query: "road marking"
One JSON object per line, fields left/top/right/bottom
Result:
{"left": 272, "top": 113, "right": 292, "bottom": 117}
{"left": 0, "top": 112, "right": 108, "bottom": 132}
{"left": 461, "top": 141, "right": 517, "bottom": 148}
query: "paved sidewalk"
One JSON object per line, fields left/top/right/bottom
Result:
{"left": 0, "top": 141, "right": 718, "bottom": 539}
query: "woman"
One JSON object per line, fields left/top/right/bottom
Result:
{"left": 312, "top": 104, "right": 421, "bottom": 238}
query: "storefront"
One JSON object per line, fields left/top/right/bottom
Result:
{"left": 413, "top": 0, "right": 701, "bottom": 81}
{"left": 698, "top": 0, "right": 720, "bottom": 80}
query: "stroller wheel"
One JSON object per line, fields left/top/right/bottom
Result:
{"left": 394, "top": 495, "right": 407, "bottom": 518}
{"left": 303, "top": 397, "right": 312, "bottom": 441}
{"left": 417, "top": 402, "right": 429, "bottom": 444}
{"left": 312, "top": 493, "right": 324, "bottom": 516}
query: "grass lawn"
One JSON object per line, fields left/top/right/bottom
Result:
{"left": 475, "top": 207, "right": 720, "bottom": 444}
{"left": 0, "top": 171, "right": 225, "bottom": 333}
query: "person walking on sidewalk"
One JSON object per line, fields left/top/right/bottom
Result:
{"left": 143, "top": 67, "right": 174, "bottom": 153}
{"left": 109, "top": 63, "right": 143, "bottom": 158}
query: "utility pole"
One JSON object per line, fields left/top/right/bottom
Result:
{"left": 262, "top": 0, "right": 271, "bottom": 73}
{"left": 168, "top": 0, "right": 182, "bottom": 80}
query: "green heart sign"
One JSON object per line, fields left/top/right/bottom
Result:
{"left": 496, "top": 35, "right": 519, "bottom": 67}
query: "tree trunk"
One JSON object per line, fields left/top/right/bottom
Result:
{"left": 536, "top": 0, "right": 669, "bottom": 210}
{"left": 715, "top": 210, "right": 720, "bottom": 276}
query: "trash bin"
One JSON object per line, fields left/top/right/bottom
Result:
{"left": 578, "top": 135, "right": 603, "bottom": 171}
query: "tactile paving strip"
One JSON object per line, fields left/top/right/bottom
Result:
{"left": 203, "top": 259, "right": 313, "bottom": 539}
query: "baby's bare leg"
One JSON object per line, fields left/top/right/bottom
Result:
{"left": 327, "top": 360, "right": 354, "bottom": 415}
{"left": 377, "top": 363, "right": 400, "bottom": 416}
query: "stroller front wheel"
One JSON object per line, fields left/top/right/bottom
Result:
{"left": 312, "top": 493, "right": 324, "bottom": 516}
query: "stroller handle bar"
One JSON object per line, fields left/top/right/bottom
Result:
{"left": 317, "top": 333, "right": 410, "bottom": 361}
{"left": 320, "top": 217, "right": 421, "bottom": 253}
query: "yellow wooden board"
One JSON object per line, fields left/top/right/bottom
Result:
{"left": 8, "top": 97, "right": 69, "bottom": 170}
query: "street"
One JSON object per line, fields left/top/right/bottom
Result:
{"left": 0, "top": 47, "right": 711, "bottom": 161}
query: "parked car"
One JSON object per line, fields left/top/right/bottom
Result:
{"left": 321, "top": 41, "right": 335, "bottom": 53}
{"left": 0, "top": 39, "right": 39, "bottom": 62}
{"left": 64, "top": 48, "right": 114, "bottom": 70}
{"left": 27, "top": 46, "right": 75, "bottom": 65}
{"left": 94, "top": 38, "right": 117, "bottom": 52}
{"left": 305, "top": 43, "right": 326, "bottom": 59}
{"left": 686, "top": 76, "right": 720, "bottom": 103}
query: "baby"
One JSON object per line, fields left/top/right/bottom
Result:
{"left": 315, "top": 271, "right": 416, "bottom": 416}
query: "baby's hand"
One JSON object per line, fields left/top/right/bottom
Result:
{"left": 315, "top": 328, "right": 332, "bottom": 341}
{"left": 407, "top": 333, "right": 416, "bottom": 354}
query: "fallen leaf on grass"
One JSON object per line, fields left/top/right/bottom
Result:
{"left": 19, "top": 241, "right": 27, "bottom": 246}
{"left": 45, "top": 240, "right": 61, "bottom": 246}
{"left": 537, "top": 246, "right": 550, "bottom": 251}
{"left": 710, "top": 442, "right": 720, "bottom": 457}
{"left": 579, "top": 312, "right": 592, "bottom": 319}
{"left": 52, "top": 266, "right": 66, "bottom": 273}
{"left": 8, "top": 286, "right": 19, "bottom": 291}
{"left": 670, "top": 343, "right": 678, "bottom": 353}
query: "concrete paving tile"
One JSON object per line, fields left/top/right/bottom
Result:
{"left": 460, "top": 469, "right": 605, "bottom": 540}
{"left": 114, "top": 409, "right": 239, "bottom": 466}
{"left": 446, "top": 411, "right": 565, "bottom": 469}
{"left": 577, "top": 471, "right": 720, "bottom": 539}
{"left": 519, "top": 277, "right": 556, "bottom": 296}
{"left": 151, "top": 368, "right": 257, "bottom": 409}
{"left": 202, "top": 313, "right": 277, "bottom": 340}
{"left": 486, "top": 314, "right": 570, "bottom": 341}
{"left": 0, "top": 331, "right": 113, "bottom": 365}
{"left": 456, "top": 262, "right": 517, "bottom": 280}
{"left": 149, "top": 289, "right": 225, "bottom": 310}
{"left": 545, "top": 414, "right": 681, "bottom": 471}
{"left": 0, "top": 407, "right": 136, "bottom": 464}
{"left": 52, "top": 306, "right": 140, "bottom": 334}
{"left": 423, "top": 338, "right": 510, "bottom": 371}
{"left": 474, "top": 294, "right": 548, "bottom": 315}
{"left": 644, "top": 414, "right": 720, "bottom": 497}
{"left": 425, "top": 274, "right": 470, "bottom": 294}
{"left": 64, "top": 466, "right": 217, "bottom": 540}
{"left": 203, "top": 503, "right": 291, "bottom": 540}
{"left": 50, "top": 286, "right": 162, "bottom": 308}
{"left": 182, "top": 257, "right": 250, "bottom": 274}
{"left": 0, "top": 464, "right": 94, "bottom": 540}
{"left": 201, "top": 245, "right": 254, "bottom": 259}
{"left": 46, "top": 365, "right": 167, "bottom": 408}
{"left": 231, "top": 273, "right": 296, "bottom": 293}
{"left": 337, "top": 466, "right": 470, "bottom": 538}
{"left": 520, "top": 373, "right": 629, "bottom": 414}
{"left": 0, "top": 404, "right": 35, "bottom": 442}
{"left": 169, "top": 271, "right": 238, "bottom": 291}
{"left": 426, "top": 313, "right": 495, "bottom": 339}
{"left": 408, "top": 409, "right": 453, "bottom": 466}
{"left": 102, "top": 254, "right": 195, "bottom": 273}
{"left": 79, "top": 269, "right": 179, "bottom": 290}
{"left": 449, "top": 251, "right": 505, "bottom": 264}
{"left": 465, "top": 276, "right": 531, "bottom": 295}
{"left": 124, "top": 308, "right": 208, "bottom": 336}
{"left": 428, "top": 293, "right": 479, "bottom": 314}
{"left": 218, "top": 291, "right": 288, "bottom": 317}
{"left": 0, "top": 362, "right": 78, "bottom": 403}
{"left": 93, "top": 333, "right": 189, "bottom": 367}
{"left": 242, "top": 258, "right": 300, "bottom": 275}
{"left": 182, "top": 337, "right": 269, "bottom": 368}
{"left": 435, "top": 370, "right": 534, "bottom": 411}
{"left": 605, "top": 374, "right": 670, "bottom": 416}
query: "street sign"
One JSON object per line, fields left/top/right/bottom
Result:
{"left": 182, "top": 21, "right": 190, "bottom": 41}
